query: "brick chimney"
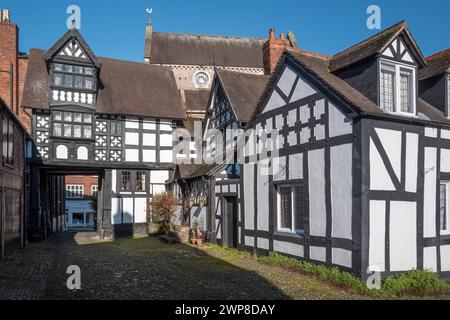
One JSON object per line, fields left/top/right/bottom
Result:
{"left": 263, "top": 28, "right": 295, "bottom": 75}
{"left": 0, "top": 8, "right": 18, "bottom": 113}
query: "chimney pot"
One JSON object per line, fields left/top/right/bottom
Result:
{"left": 269, "top": 28, "right": 276, "bottom": 40}
{"left": 1, "top": 9, "right": 10, "bottom": 22}
{"left": 280, "top": 33, "right": 285, "bottom": 40}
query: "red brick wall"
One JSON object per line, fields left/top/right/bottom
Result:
{"left": 263, "top": 29, "right": 292, "bottom": 75}
{"left": 65, "top": 176, "right": 99, "bottom": 197}
{"left": 0, "top": 19, "right": 32, "bottom": 134}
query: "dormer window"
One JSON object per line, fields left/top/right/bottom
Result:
{"left": 380, "top": 60, "right": 416, "bottom": 115}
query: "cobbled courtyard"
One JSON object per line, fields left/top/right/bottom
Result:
{"left": 0, "top": 232, "right": 371, "bottom": 300}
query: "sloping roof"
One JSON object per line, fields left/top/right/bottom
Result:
{"left": 329, "top": 21, "right": 426, "bottom": 72}
{"left": 184, "top": 90, "right": 210, "bottom": 111}
{"left": 147, "top": 32, "right": 266, "bottom": 68}
{"left": 22, "top": 49, "right": 186, "bottom": 120}
{"left": 217, "top": 70, "right": 270, "bottom": 123}
{"left": 419, "top": 49, "right": 450, "bottom": 80}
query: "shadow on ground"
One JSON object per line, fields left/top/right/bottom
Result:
{"left": 37, "top": 232, "right": 289, "bottom": 300}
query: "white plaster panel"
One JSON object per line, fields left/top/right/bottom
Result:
{"left": 310, "top": 246, "right": 326, "bottom": 262}
{"left": 143, "top": 150, "right": 156, "bottom": 163}
{"left": 314, "top": 99, "right": 325, "bottom": 120}
{"left": 134, "top": 198, "right": 147, "bottom": 223}
{"left": 150, "top": 171, "right": 170, "bottom": 184}
{"left": 126, "top": 120, "right": 139, "bottom": 129}
{"left": 257, "top": 238, "right": 270, "bottom": 250}
{"left": 423, "top": 247, "right": 438, "bottom": 272}
{"left": 441, "top": 130, "right": 450, "bottom": 140}
{"left": 142, "top": 133, "right": 156, "bottom": 146}
{"left": 405, "top": 133, "right": 419, "bottom": 193}
{"left": 160, "top": 123, "right": 173, "bottom": 132}
{"left": 244, "top": 164, "right": 255, "bottom": 230}
{"left": 122, "top": 198, "right": 134, "bottom": 224}
{"left": 390, "top": 201, "right": 417, "bottom": 272}
{"left": 328, "top": 103, "right": 352, "bottom": 138}
{"left": 143, "top": 121, "right": 156, "bottom": 130}
{"left": 77, "top": 146, "right": 88, "bottom": 161}
{"left": 441, "top": 245, "right": 450, "bottom": 272}
{"left": 369, "top": 200, "right": 386, "bottom": 272}
{"left": 272, "top": 157, "right": 287, "bottom": 182}
{"left": 441, "top": 149, "right": 450, "bottom": 173}
{"left": 309, "top": 149, "right": 326, "bottom": 237}
{"left": 111, "top": 198, "right": 122, "bottom": 225}
{"left": 277, "top": 66, "right": 297, "bottom": 97}
{"left": 112, "top": 170, "right": 117, "bottom": 194}
{"left": 56, "top": 145, "right": 68, "bottom": 160}
{"left": 331, "top": 144, "right": 353, "bottom": 240}
{"left": 257, "top": 163, "right": 269, "bottom": 232}
{"left": 273, "top": 241, "right": 304, "bottom": 257}
{"left": 245, "top": 236, "right": 255, "bottom": 247}
{"left": 375, "top": 128, "right": 402, "bottom": 183}
{"left": 370, "top": 138, "right": 396, "bottom": 191}
{"left": 332, "top": 248, "right": 352, "bottom": 268}
{"left": 125, "top": 132, "right": 139, "bottom": 146}
{"left": 424, "top": 148, "right": 437, "bottom": 238}
{"left": 299, "top": 104, "right": 310, "bottom": 124}
{"left": 290, "top": 76, "right": 316, "bottom": 103}
{"left": 160, "top": 134, "right": 173, "bottom": 147}
{"left": 152, "top": 184, "right": 166, "bottom": 195}
{"left": 125, "top": 149, "right": 139, "bottom": 162}
{"left": 216, "top": 219, "right": 222, "bottom": 239}
{"left": 263, "top": 90, "right": 285, "bottom": 113}
{"left": 160, "top": 150, "right": 173, "bottom": 163}
{"left": 289, "top": 153, "right": 303, "bottom": 180}
{"left": 425, "top": 127, "right": 438, "bottom": 138}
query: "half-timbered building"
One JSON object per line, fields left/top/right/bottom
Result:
{"left": 238, "top": 21, "right": 450, "bottom": 280}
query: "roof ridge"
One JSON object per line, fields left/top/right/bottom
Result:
{"left": 287, "top": 47, "right": 332, "bottom": 61}
{"left": 153, "top": 31, "right": 267, "bottom": 42}
{"left": 332, "top": 20, "right": 406, "bottom": 59}
{"left": 427, "top": 48, "right": 450, "bottom": 61}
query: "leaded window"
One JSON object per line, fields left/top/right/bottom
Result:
{"left": 121, "top": 171, "right": 131, "bottom": 192}
{"left": 136, "top": 172, "right": 146, "bottom": 191}
{"left": 52, "top": 63, "right": 95, "bottom": 91}
{"left": 441, "top": 182, "right": 450, "bottom": 234}
{"left": 381, "top": 64, "right": 395, "bottom": 112}
{"left": 400, "top": 69, "right": 412, "bottom": 113}
{"left": 277, "top": 183, "right": 307, "bottom": 235}
{"left": 2, "top": 114, "right": 14, "bottom": 166}
{"left": 111, "top": 121, "right": 123, "bottom": 136}
{"left": 52, "top": 111, "right": 94, "bottom": 139}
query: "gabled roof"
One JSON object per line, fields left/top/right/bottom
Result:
{"left": 419, "top": 49, "right": 450, "bottom": 80}
{"left": 329, "top": 21, "right": 427, "bottom": 72}
{"left": 147, "top": 32, "right": 266, "bottom": 68}
{"left": 22, "top": 49, "right": 186, "bottom": 120}
{"left": 43, "top": 29, "right": 101, "bottom": 68}
{"left": 216, "top": 70, "right": 270, "bottom": 123}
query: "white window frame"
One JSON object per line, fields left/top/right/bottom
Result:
{"left": 276, "top": 184, "right": 305, "bottom": 235}
{"left": 379, "top": 59, "right": 417, "bottom": 117}
{"left": 91, "top": 185, "right": 98, "bottom": 196}
{"left": 441, "top": 181, "right": 450, "bottom": 235}
{"left": 66, "top": 184, "right": 84, "bottom": 199}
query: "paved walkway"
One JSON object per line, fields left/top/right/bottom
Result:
{"left": 0, "top": 232, "right": 365, "bottom": 300}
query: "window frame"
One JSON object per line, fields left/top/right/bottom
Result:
{"left": 52, "top": 110, "right": 94, "bottom": 140}
{"left": 440, "top": 181, "right": 450, "bottom": 235}
{"left": 379, "top": 59, "right": 417, "bottom": 116}
{"left": 275, "top": 182, "right": 306, "bottom": 236}
{"left": 66, "top": 185, "right": 84, "bottom": 199}
{"left": 51, "top": 62, "right": 96, "bottom": 91}
{"left": 446, "top": 75, "right": 450, "bottom": 118}
{"left": 2, "top": 114, "right": 14, "bottom": 166}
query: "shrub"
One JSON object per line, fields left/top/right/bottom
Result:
{"left": 382, "top": 270, "right": 450, "bottom": 297}
{"left": 149, "top": 192, "right": 177, "bottom": 234}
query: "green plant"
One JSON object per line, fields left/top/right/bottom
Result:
{"left": 149, "top": 192, "right": 177, "bottom": 234}
{"left": 382, "top": 270, "right": 450, "bottom": 297}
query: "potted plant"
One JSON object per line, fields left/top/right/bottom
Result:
{"left": 190, "top": 219, "right": 203, "bottom": 245}
{"left": 149, "top": 192, "right": 177, "bottom": 235}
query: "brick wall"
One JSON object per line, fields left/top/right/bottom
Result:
{"left": 65, "top": 176, "right": 99, "bottom": 197}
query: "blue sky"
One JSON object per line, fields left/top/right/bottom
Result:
{"left": 2, "top": 0, "right": 449, "bottom": 62}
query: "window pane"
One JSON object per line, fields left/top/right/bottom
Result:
{"left": 53, "top": 73, "right": 63, "bottom": 86}
{"left": 279, "top": 187, "right": 292, "bottom": 230}
{"left": 85, "top": 67, "right": 93, "bottom": 75}
{"left": 121, "top": 172, "right": 131, "bottom": 191}
{"left": 83, "top": 126, "right": 92, "bottom": 139}
{"left": 54, "top": 63, "right": 63, "bottom": 71}
{"left": 64, "top": 112, "right": 72, "bottom": 122}
{"left": 64, "top": 74, "right": 73, "bottom": 87}
{"left": 441, "top": 184, "right": 448, "bottom": 231}
{"left": 7, "top": 121, "right": 13, "bottom": 163}
{"left": 64, "top": 64, "right": 73, "bottom": 73}
{"left": 83, "top": 114, "right": 92, "bottom": 124}
{"left": 74, "top": 66, "right": 83, "bottom": 74}
{"left": 294, "top": 186, "right": 305, "bottom": 233}
{"left": 53, "top": 123, "right": 62, "bottom": 136}
{"left": 2, "top": 118, "right": 8, "bottom": 161}
{"left": 381, "top": 68, "right": 395, "bottom": 112}
{"left": 400, "top": 69, "right": 412, "bottom": 113}
{"left": 73, "top": 125, "right": 82, "bottom": 138}
{"left": 73, "top": 113, "right": 82, "bottom": 123}
{"left": 53, "top": 111, "right": 62, "bottom": 121}
{"left": 64, "top": 124, "right": 72, "bottom": 138}
{"left": 136, "top": 172, "right": 146, "bottom": 191}
{"left": 74, "top": 76, "right": 83, "bottom": 88}
{"left": 85, "top": 78, "right": 93, "bottom": 90}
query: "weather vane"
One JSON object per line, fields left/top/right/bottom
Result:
{"left": 146, "top": 7, "right": 153, "bottom": 23}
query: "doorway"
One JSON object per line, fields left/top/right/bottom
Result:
{"left": 224, "top": 196, "right": 238, "bottom": 248}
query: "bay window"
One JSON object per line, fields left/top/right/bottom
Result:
{"left": 52, "top": 63, "right": 95, "bottom": 90}
{"left": 380, "top": 60, "right": 416, "bottom": 115}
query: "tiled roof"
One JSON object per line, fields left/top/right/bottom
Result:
{"left": 419, "top": 49, "right": 450, "bottom": 80}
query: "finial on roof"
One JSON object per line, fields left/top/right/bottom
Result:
{"left": 146, "top": 7, "right": 153, "bottom": 24}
